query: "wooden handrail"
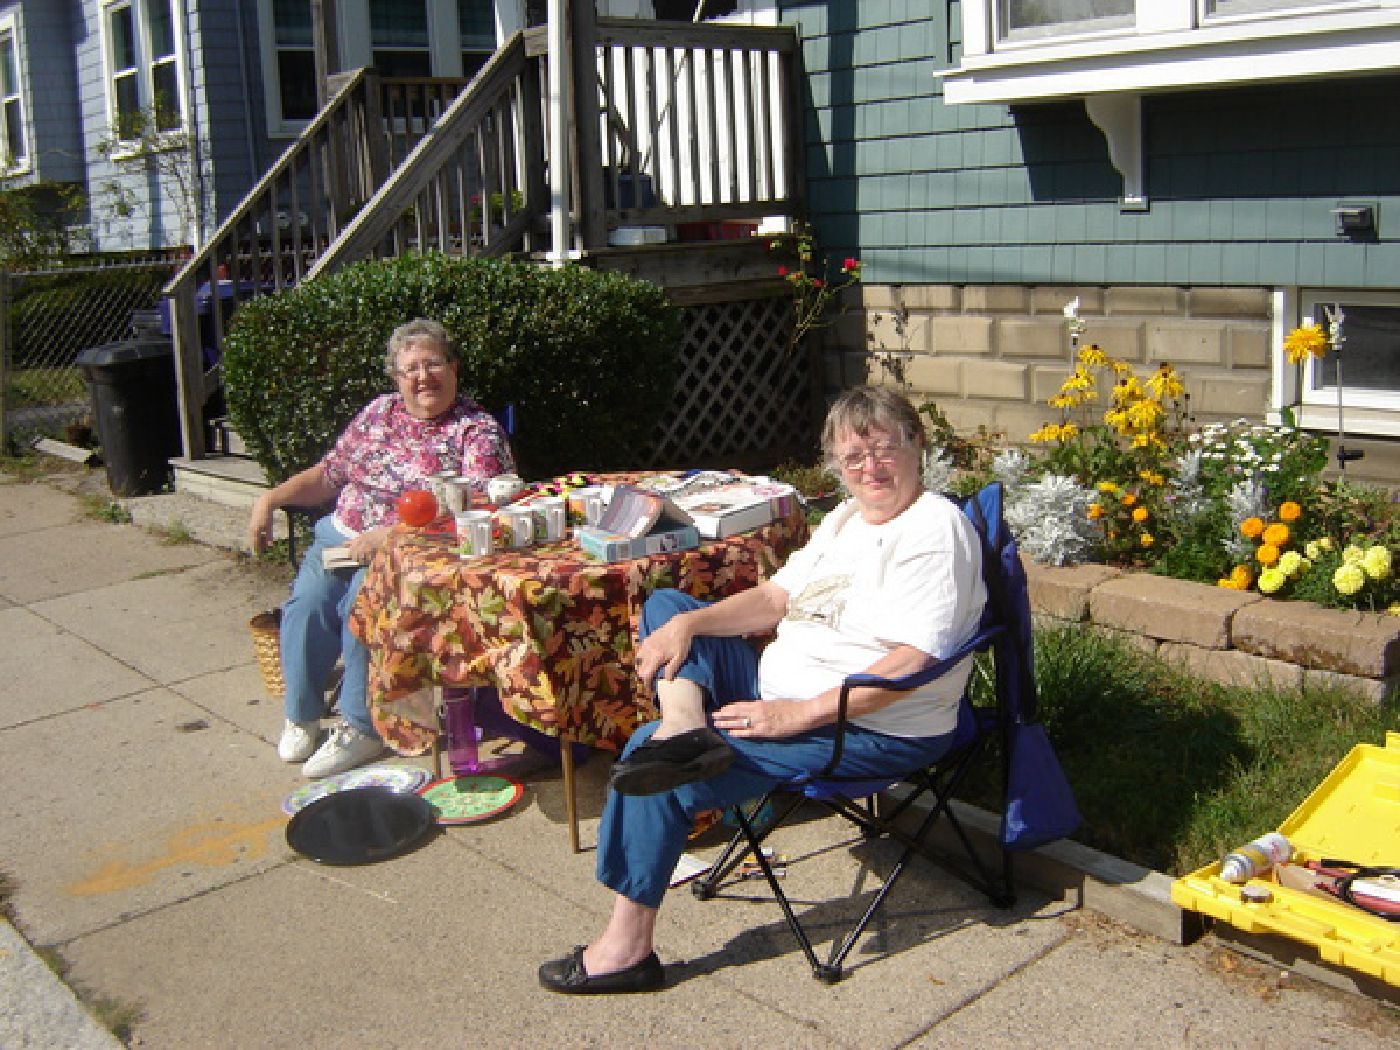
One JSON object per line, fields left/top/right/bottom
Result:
{"left": 308, "top": 33, "right": 537, "bottom": 279}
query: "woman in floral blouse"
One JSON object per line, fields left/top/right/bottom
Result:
{"left": 247, "top": 319, "right": 514, "bottom": 779}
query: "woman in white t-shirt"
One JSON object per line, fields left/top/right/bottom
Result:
{"left": 539, "top": 386, "right": 987, "bottom": 995}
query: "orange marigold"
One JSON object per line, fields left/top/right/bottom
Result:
{"left": 1256, "top": 543, "right": 1281, "bottom": 566}
{"left": 1262, "top": 522, "right": 1290, "bottom": 547}
{"left": 1239, "top": 517, "right": 1265, "bottom": 540}
{"left": 1230, "top": 564, "right": 1253, "bottom": 588}
{"left": 1278, "top": 501, "right": 1302, "bottom": 522}
{"left": 1132, "top": 506, "right": 1149, "bottom": 523}
{"left": 1087, "top": 503, "right": 1104, "bottom": 520}
{"left": 1121, "top": 493, "right": 1138, "bottom": 507}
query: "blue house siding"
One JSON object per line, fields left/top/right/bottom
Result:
{"left": 187, "top": 1, "right": 274, "bottom": 238}
{"left": 782, "top": 1, "right": 1400, "bottom": 291}
{"left": 7, "top": 0, "right": 83, "bottom": 186}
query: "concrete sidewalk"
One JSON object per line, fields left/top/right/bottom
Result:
{"left": 0, "top": 472, "right": 1394, "bottom": 1048}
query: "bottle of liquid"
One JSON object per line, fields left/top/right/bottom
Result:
{"left": 1219, "top": 832, "right": 1293, "bottom": 883}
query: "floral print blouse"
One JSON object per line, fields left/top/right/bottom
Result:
{"left": 321, "top": 393, "right": 514, "bottom": 534}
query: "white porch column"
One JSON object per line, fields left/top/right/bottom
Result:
{"left": 547, "top": 0, "right": 572, "bottom": 267}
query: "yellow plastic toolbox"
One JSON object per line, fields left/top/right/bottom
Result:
{"left": 1172, "top": 731, "right": 1400, "bottom": 987}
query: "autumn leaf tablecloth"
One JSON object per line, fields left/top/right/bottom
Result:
{"left": 349, "top": 485, "right": 809, "bottom": 756}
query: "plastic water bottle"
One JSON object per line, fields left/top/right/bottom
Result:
{"left": 1219, "top": 832, "right": 1293, "bottom": 883}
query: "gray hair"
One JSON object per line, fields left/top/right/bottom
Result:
{"left": 384, "top": 318, "right": 460, "bottom": 377}
{"left": 821, "top": 385, "right": 926, "bottom": 466}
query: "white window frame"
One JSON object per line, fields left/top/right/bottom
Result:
{"left": 946, "top": 1, "right": 1400, "bottom": 105}
{"left": 99, "top": 0, "right": 187, "bottom": 150}
{"left": 263, "top": 2, "right": 510, "bottom": 138}
{"left": 0, "top": 11, "right": 29, "bottom": 173}
{"left": 258, "top": 0, "right": 319, "bottom": 137}
{"left": 1271, "top": 287, "right": 1400, "bottom": 437}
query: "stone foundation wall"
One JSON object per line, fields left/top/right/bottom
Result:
{"left": 826, "top": 283, "right": 1274, "bottom": 444}
{"left": 1026, "top": 561, "right": 1400, "bottom": 703}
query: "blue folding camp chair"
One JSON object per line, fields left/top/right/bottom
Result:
{"left": 691, "top": 481, "right": 1070, "bottom": 983}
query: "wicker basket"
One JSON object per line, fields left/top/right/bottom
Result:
{"left": 249, "top": 609, "right": 285, "bottom": 698}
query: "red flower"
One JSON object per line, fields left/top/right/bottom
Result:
{"left": 777, "top": 266, "right": 788, "bottom": 277}
{"left": 811, "top": 278, "right": 824, "bottom": 289}
{"left": 842, "top": 257, "right": 858, "bottom": 272}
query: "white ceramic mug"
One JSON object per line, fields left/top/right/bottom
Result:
{"left": 445, "top": 477, "right": 477, "bottom": 514}
{"left": 498, "top": 507, "right": 534, "bottom": 548}
{"left": 532, "top": 497, "right": 566, "bottom": 542}
{"left": 454, "top": 510, "right": 495, "bottom": 557}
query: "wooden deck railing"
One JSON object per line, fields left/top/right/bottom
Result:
{"left": 308, "top": 33, "right": 541, "bottom": 279}
{"left": 163, "top": 68, "right": 469, "bottom": 458}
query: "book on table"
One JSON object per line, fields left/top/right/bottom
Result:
{"left": 595, "top": 483, "right": 694, "bottom": 539}
{"left": 322, "top": 545, "right": 359, "bottom": 570}
{"left": 670, "top": 478, "right": 798, "bottom": 539}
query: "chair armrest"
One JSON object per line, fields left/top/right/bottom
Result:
{"left": 816, "top": 623, "right": 1005, "bottom": 778}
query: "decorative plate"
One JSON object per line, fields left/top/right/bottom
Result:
{"left": 282, "top": 763, "right": 433, "bottom": 816}
{"left": 418, "top": 774, "right": 524, "bottom": 825}
{"left": 285, "top": 786, "right": 434, "bottom": 866}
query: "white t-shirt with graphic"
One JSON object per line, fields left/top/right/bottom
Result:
{"left": 759, "top": 491, "right": 987, "bottom": 738}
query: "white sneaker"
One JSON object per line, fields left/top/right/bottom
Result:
{"left": 278, "top": 720, "right": 321, "bottom": 763}
{"left": 301, "top": 723, "right": 385, "bottom": 779}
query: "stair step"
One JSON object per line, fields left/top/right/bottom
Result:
{"left": 170, "top": 455, "right": 270, "bottom": 510}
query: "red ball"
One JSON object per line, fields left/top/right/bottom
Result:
{"left": 397, "top": 489, "right": 438, "bottom": 527}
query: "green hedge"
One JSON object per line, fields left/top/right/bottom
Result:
{"left": 222, "top": 253, "right": 682, "bottom": 483}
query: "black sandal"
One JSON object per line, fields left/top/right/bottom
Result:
{"left": 608, "top": 728, "right": 734, "bottom": 796}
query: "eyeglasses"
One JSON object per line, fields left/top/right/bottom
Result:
{"left": 394, "top": 360, "right": 450, "bottom": 379}
{"left": 835, "top": 443, "right": 904, "bottom": 472}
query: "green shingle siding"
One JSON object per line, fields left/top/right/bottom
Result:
{"left": 783, "top": 1, "right": 1400, "bottom": 290}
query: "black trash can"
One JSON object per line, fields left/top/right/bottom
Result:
{"left": 76, "top": 337, "right": 182, "bottom": 496}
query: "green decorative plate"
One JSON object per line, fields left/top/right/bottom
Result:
{"left": 418, "top": 775, "right": 524, "bottom": 825}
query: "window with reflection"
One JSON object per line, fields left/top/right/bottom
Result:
{"left": 0, "top": 25, "right": 26, "bottom": 168}
{"left": 371, "top": 0, "right": 432, "bottom": 77}
{"left": 998, "top": 0, "right": 1134, "bottom": 41}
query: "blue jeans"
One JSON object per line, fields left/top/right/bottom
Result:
{"left": 595, "top": 589, "right": 964, "bottom": 908}
{"left": 280, "top": 515, "right": 376, "bottom": 737}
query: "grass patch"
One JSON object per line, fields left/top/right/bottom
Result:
{"left": 77, "top": 492, "right": 132, "bottom": 524}
{"left": 7, "top": 367, "right": 86, "bottom": 408}
{"left": 963, "top": 625, "right": 1400, "bottom": 875}
{"left": 157, "top": 519, "right": 194, "bottom": 545}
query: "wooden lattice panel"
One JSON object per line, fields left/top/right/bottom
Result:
{"left": 645, "top": 294, "right": 815, "bottom": 468}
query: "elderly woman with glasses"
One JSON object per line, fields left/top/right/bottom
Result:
{"left": 247, "top": 318, "right": 514, "bottom": 779}
{"left": 539, "top": 385, "right": 987, "bottom": 994}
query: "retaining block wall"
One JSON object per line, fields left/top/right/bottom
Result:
{"left": 1025, "top": 561, "right": 1400, "bottom": 703}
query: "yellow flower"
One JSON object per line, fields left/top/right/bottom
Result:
{"left": 1317, "top": 536, "right": 1334, "bottom": 552}
{"left": 1278, "top": 501, "right": 1302, "bottom": 522}
{"left": 1343, "top": 544, "right": 1365, "bottom": 564}
{"left": 1097, "top": 481, "right": 1120, "bottom": 494}
{"left": 1138, "top": 532, "right": 1154, "bottom": 548}
{"left": 1078, "top": 344, "right": 1109, "bottom": 367}
{"left": 1262, "top": 522, "right": 1290, "bottom": 547}
{"left": 1258, "top": 567, "right": 1286, "bottom": 594}
{"left": 1059, "top": 422, "right": 1079, "bottom": 440}
{"left": 1121, "top": 492, "right": 1138, "bottom": 507}
{"left": 1333, "top": 562, "right": 1366, "bottom": 596}
{"left": 1132, "top": 506, "right": 1149, "bottom": 523}
{"left": 1388, "top": 602, "right": 1400, "bottom": 617}
{"left": 1283, "top": 323, "right": 1329, "bottom": 364}
{"left": 1239, "top": 517, "right": 1265, "bottom": 540}
{"left": 1146, "top": 364, "right": 1185, "bottom": 400}
{"left": 1230, "top": 564, "right": 1253, "bottom": 588}
{"left": 1362, "top": 545, "right": 1393, "bottom": 580}
{"left": 1087, "top": 503, "right": 1104, "bottom": 520}
{"left": 1256, "top": 543, "right": 1281, "bottom": 566}
{"left": 1138, "top": 471, "right": 1165, "bottom": 486}
{"left": 1278, "top": 550, "right": 1304, "bottom": 577}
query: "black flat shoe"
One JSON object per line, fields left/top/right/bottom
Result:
{"left": 538, "top": 946, "right": 665, "bottom": 994}
{"left": 609, "top": 727, "right": 734, "bottom": 796}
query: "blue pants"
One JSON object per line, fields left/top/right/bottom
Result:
{"left": 596, "top": 589, "right": 964, "bottom": 908}
{"left": 280, "top": 515, "right": 375, "bottom": 737}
